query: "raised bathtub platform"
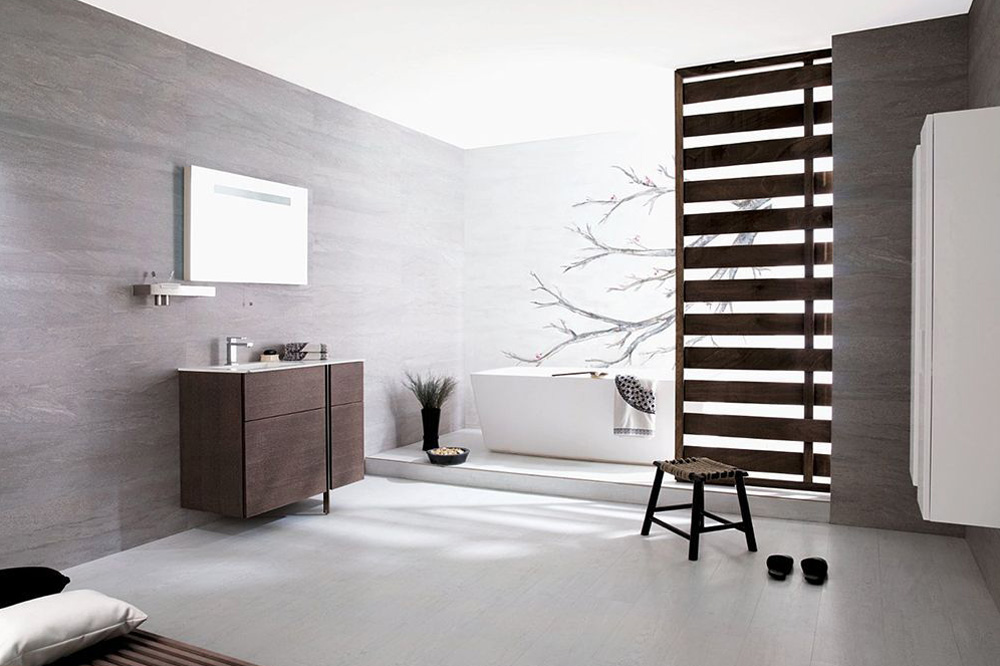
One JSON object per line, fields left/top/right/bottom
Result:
{"left": 366, "top": 429, "right": 829, "bottom": 523}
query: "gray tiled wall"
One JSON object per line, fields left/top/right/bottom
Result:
{"left": 970, "top": 0, "right": 1000, "bottom": 109}
{"left": 0, "top": 0, "right": 465, "bottom": 569}
{"left": 830, "top": 15, "right": 968, "bottom": 535}
{"left": 965, "top": 0, "right": 1000, "bottom": 610}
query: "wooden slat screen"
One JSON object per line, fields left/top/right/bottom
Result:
{"left": 674, "top": 50, "right": 833, "bottom": 492}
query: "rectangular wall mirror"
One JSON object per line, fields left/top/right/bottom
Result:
{"left": 184, "top": 165, "right": 309, "bottom": 285}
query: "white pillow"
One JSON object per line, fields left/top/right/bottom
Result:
{"left": 0, "top": 590, "right": 147, "bottom": 666}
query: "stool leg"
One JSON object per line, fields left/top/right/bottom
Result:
{"left": 641, "top": 467, "right": 664, "bottom": 536}
{"left": 688, "top": 480, "right": 704, "bottom": 561}
{"left": 735, "top": 474, "right": 757, "bottom": 552}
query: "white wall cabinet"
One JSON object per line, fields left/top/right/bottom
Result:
{"left": 911, "top": 106, "right": 1000, "bottom": 528}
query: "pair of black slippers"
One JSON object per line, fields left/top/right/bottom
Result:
{"left": 766, "top": 554, "right": 828, "bottom": 584}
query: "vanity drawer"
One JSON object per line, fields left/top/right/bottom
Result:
{"left": 329, "top": 362, "right": 364, "bottom": 406}
{"left": 330, "top": 402, "right": 365, "bottom": 488}
{"left": 244, "top": 408, "right": 327, "bottom": 517}
{"left": 244, "top": 366, "right": 325, "bottom": 421}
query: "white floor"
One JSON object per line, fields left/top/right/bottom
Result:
{"left": 367, "top": 429, "right": 831, "bottom": 522}
{"left": 66, "top": 478, "right": 1000, "bottom": 666}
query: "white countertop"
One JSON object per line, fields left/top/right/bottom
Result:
{"left": 178, "top": 359, "right": 364, "bottom": 374}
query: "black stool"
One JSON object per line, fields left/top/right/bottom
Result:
{"left": 640, "top": 457, "right": 757, "bottom": 561}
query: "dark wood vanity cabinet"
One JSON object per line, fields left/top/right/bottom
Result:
{"left": 179, "top": 362, "right": 365, "bottom": 518}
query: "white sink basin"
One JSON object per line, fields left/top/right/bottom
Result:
{"left": 217, "top": 362, "right": 285, "bottom": 372}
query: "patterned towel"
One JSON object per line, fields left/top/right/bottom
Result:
{"left": 614, "top": 374, "right": 656, "bottom": 438}
{"left": 282, "top": 342, "right": 328, "bottom": 361}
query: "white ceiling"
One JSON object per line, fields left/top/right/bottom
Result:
{"left": 81, "top": 0, "right": 971, "bottom": 148}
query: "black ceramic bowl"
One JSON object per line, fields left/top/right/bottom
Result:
{"left": 426, "top": 447, "right": 470, "bottom": 466}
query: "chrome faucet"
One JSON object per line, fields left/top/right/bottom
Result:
{"left": 226, "top": 336, "right": 254, "bottom": 366}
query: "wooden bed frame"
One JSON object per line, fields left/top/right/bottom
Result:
{"left": 50, "top": 629, "right": 262, "bottom": 666}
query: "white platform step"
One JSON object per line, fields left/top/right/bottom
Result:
{"left": 366, "top": 429, "right": 830, "bottom": 523}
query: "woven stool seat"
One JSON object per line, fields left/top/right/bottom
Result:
{"left": 657, "top": 457, "right": 747, "bottom": 482}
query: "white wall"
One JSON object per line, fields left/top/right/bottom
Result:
{"left": 82, "top": 0, "right": 970, "bottom": 148}
{"left": 463, "top": 131, "right": 675, "bottom": 425}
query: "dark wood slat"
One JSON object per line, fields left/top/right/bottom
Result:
{"left": 683, "top": 446, "right": 800, "bottom": 474}
{"left": 131, "top": 633, "right": 260, "bottom": 666}
{"left": 685, "top": 171, "right": 832, "bottom": 203}
{"left": 683, "top": 63, "right": 831, "bottom": 104}
{"left": 114, "top": 647, "right": 191, "bottom": 666}
{"left": 685, "top": 135, "right": 831, "bottom": 170}
{"left": 685, "top": 313, "right": 832, "bottom": 336}
{"left": 685, "top": 277, "right": 832, "bottom": 302}
{"left": 674, "top": 70, "right": 686, "bottom": 459}
{"left": 51, "top": 632, "right": 263, "bottom": 666}
{"left": 745, "top": 477, "right": 831, "bottom": 492}
{"left": 94, "top": 653, "right": 144, "bottom": 666}
{"left": 816, "top": 384, "right": 832, "bottom": 405}
{"left": 802, "top": 60, "right": 818, "bottom": 485}
{"left": 676, "top": 49, "right": 831, "bottom": 78}
{"left": 101, "top": 653, "right": 158, "bottom": 666}
{"left": 684, "top": 101, "right": 832, "bottom": 137}
{"left": 127, "top": 637, "right": 224, "bottom": 666}
{"left": 684, "top": 413, "right": 831, "bottom": 442}
{"left": 683, "top": 445, "right": 831, "bottom": 476}
{"left": 684, "top": 206, "right": 832, "bottom": 236}
{"left": 685, "top": 347, "right": 832, "bottom": 371}
{"left": 804, "top": 362, "right": 816, "bottom": 484}
{"left": 126, "top": 644, "right": 225, "bottom": 666}
{"left": 685, "top": 242, "right": 832, "bottom": 269}
{"left": 684, "top": 380, "right": 832, "bottom": 406}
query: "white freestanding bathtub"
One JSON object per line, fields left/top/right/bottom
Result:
{"left": 470, "top": 367, "right": 675, "bottom": 465}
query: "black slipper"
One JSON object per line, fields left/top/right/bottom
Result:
{"left": 801, "top": 557, "right": 828, "bottom": 585}
{"left": 766, "top": 554, "right": 794, "bottom": 580}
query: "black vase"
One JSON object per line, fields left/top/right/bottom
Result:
{"left": 421, "top": 408, "right": 441, "bottom": 451}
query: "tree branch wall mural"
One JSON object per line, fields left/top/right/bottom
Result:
{"left": 504, "top": 162, "right": 769, "bottom": 367}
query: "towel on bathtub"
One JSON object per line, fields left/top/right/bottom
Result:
{"left": 613, "top": 374, "right": 656, "bottom": 438}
